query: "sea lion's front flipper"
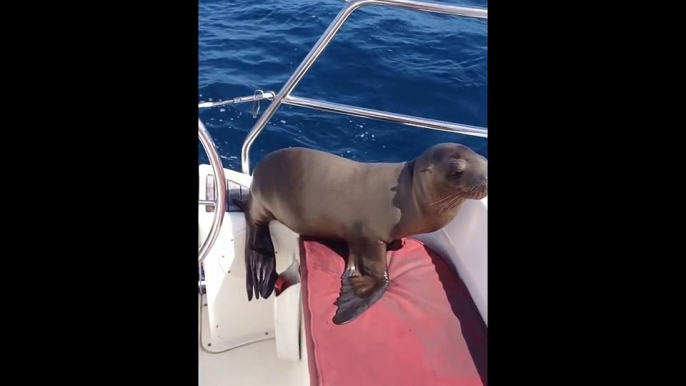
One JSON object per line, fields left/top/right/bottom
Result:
{"left": 234, "top": 198, "right": 278, "bottom": 301}
{"left": 332, "top": 243, "right": 389, "bottom": 325}
{"left": 252, "top": 224, "right": 278, "bottom": 299}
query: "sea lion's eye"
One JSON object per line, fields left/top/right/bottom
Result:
{"left": 450, "top": 170, "right": 462, "bottom": 178}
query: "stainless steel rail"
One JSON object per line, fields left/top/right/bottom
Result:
{"left": 283, "top": 95, "right": 488, "bottom": 138}
{"left": 198, "top": 119, "right": 227, "bottom": 264}
{"left": 198, "top": 91, "right": 275, "bottom": 109}
{"left": 240, "top": 0, "right": 488, "bottom": 175}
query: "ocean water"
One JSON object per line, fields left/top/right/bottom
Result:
{"left": 198, "top": 0, "right": 487, "bottom": 170}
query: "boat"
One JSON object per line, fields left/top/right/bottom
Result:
{"left": 198, "top": 1, "right": 488, "bottom": 385}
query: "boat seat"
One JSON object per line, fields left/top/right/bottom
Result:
{"left": 299, "top": 237, "right": 488, "bottom": 386}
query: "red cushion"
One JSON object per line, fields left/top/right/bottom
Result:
{"left": 299, "top": 237, "right": 487, "bottom": 386}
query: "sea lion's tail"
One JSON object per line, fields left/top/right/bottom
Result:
{"left": 232, "top": 198, "right": 278, "bottom": 301}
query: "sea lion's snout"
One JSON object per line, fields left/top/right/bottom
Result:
{"left": 476, "top": 157, "right": 488, "bottom": 198}
{"left": 467, "top": 161, "right": 488, "bottom": 200}
{"left": 467, "top": 173, "right": 488, "bottom": 200}
{"left": 477, "top": 177, "right": 488, "bottom": 199}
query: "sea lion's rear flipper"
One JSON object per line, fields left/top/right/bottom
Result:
{"left": 332, "top": 243, "right": 389, "bottom": 325}
{"left": 232, "top": 198, "right": 248, "bottom": 212}
{"left": 235, "top": 198, "right": 278, "bottom": 301}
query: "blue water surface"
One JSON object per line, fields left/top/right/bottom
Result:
{"left": 199, "top": 0, "right": 487, "bottom": 170}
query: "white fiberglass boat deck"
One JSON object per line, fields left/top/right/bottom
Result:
{"left": 198, "top": 1, "right": 488, "bottom": 385}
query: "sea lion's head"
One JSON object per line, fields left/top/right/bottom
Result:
{"left": 416, "top": 142, "right": 488, "bottom": 202}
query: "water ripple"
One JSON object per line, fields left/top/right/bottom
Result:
{"left": 199, "top": 0, "right": 488, "bottom": 168}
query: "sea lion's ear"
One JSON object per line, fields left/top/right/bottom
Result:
{"left": 419, "top": 167, "right": 433, "bottom": 173}
{"left": 455, "top": 159, "right": 467, "bottom": 172}
{"left": 446, "top": 159, "right": 467, "bottom": 179}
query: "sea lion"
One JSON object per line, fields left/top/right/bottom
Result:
{"left": 234, "top": 142, "right": 488, "bottom": 325}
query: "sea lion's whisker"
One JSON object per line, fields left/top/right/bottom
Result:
{"left": 430, "top": 195, "right": 453, "bottom": 206}
{"left": 440, "top": 194, "right": 463, "bottom": 213}
{"left": 439, "top": 197, "right": 456, "bottom": 212}
{"left": 430, "top": 193, "right": 459, "bottom": 206}
{"left": 464, "top": 184, "right": 486, "bottom": 197}
{"left": 440, "top": 199, "right": 458, "bottom": 213}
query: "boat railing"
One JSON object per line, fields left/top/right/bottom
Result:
{"left": 198, "top": 0, "right": 488, "bottom": 262}
{"left": 239, "top": 0, "right": 487, "bottom": 175}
